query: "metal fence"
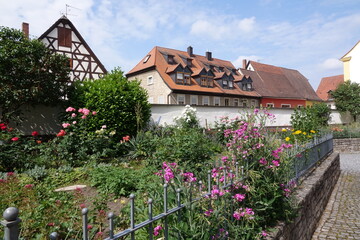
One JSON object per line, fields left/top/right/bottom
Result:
{"left": 1, "top": 134, "right": 333, "bottom": 240}
{"left": 290, "top": 133, "right": 333, "bottom": 182}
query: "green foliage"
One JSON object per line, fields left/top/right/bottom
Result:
{"left": 89, "top": 164, "right": 158, "bottom": 197}
{"left": 67, "top": 68, "right": 151, "bottom": 139}
{"left": 311, "top": 102, "right": 331, "bottom": 127}
{"left": 0, "top": 26, "right": 70, "bottom": 122}
{"left": 331, "top": 123, "right": 360, "bottom": 139}
{"left": 332, "top": 81, "right": 360, "bottom": 122}
{"left": 291, "top": 106, "right": 320, "bottom": 133}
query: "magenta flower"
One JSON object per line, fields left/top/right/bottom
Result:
{"left": 204, "top": 208, "right": 213, "bottom": 217}
{"left": 272, "top": 160, "right": 280, "bottom": 167}
{"left": 11, "top": 137, "right": 19, "bottom": 141}
{"left": 233, "top": 193, "right": 246, "bottom": 202}
{"left": 261, "top": 231, "right": 268, "bottom": 236}
{"left": 153, "top": 225, "right": 162, "bottom": 236}
{"left": 92, "top": 111, "right": 97, "bottom": 115}
{"left": 81, "top": 115, "right": 87, "bottom": 119}
{"left": 71, "top": 113, "right": 77, "bottom": 117}
{"left": 183, "top": 172, "right": 197, "bottom": 183}
{"left": 259, "top": 158, "right": 267, "bottom": 165}
{"left": 24, "top": 184, "right": 34, "bottom": 189}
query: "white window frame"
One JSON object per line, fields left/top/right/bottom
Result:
{"left": 202, "top": 96, "right": 209, "bottom": 106}
{"left": 224, "top": 98, "right": 230, "bottom": 106}
{"left": 177, "top": 94, "right": 185, "bottom": 105}
{"left": 148, "top": 97, "right": 154, "bottom": 104}
{"left": 190, "top": 95, "right": 198, "bottom": 105}
{"left": 233, "top": 98, "right": 239, "bottom": 106}
{"left": 229, "top": 81, "right": 234, "bottom": 88}
{"left": 214, "top": 97, "right": 220, "bottom": 106}
{"left": 281, "top": 104, "right": 291, "bottom": 108}
{"left": 147, "top": 76, "right": 154, "bottom": 85}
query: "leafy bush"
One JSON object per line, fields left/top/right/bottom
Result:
{"left": 67, "top": 68, "right": 151, "bottom": 140}
{"left": 173, "top": 105, "right": 200, "bottom": 129}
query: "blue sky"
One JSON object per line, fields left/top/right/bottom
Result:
{"left": 1, "top": 0, "right": 360, "bottom": 89}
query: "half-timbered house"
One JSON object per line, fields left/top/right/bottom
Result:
{"left": 38, "top": 16, "right": 107, "bottom": 81}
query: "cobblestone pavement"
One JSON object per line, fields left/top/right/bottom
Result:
{"left": 312, "top": 153, "right": 360, "bottom": 240}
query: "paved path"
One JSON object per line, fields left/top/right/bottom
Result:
{"left": 312, "top": 153, "right": 360, "bottom": 240}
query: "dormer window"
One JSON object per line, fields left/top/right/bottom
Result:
{"left": 229, "top": 81, "right": 234, "bottom": 88}
{"left": 222, "top": 80, "right": 228, "bottom": 87}
{"left": 168, "top": 55, "right": 175, "bottom": 64}
{"left": 200, "top": 76, "right": 213, "bottom": 87}
{"left": 176, "top": 71, "right": 191, "bottom": 85}
{"left": 219, "top": 67, "right": 224, "bottom": 72}
{"left": 187, "top": 58, "right": 193, "bottom": 67}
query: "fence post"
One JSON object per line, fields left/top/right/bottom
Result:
{"left": 1, "top": 207, "right": 21, "bottom": 240}
{"left": 82, "top": 208, "right": 89, "bottom": 240}
{"left": 108, "top": 212, "right": 114, "bottom": 239}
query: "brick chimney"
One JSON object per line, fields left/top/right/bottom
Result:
{"left": 206, "top": 51, "right": 212, "bottom": 61}
{"left": 22, "top": 22, "right": 29, "bottom": 39}
{"left": 242, "top": 59, "right": 247, "bottom": 69}
{"left": 187, "top": 46, "right": 193, "bottom": 56}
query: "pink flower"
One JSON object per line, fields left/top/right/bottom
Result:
{"left": 87, "top": 225, "right": 93, "bottom": 230}
{"left": 11, "top": 137, "right": 19, "bottom": 141}
{"left": 7, "top": 172, "right": 14, "bottom": 177}
{"left": 81, "top": 115, "right": 87, "bottom": 119}
{"left": 82, "top": 108, "right": 90, "bottom": 116}
{"left": 153, "top": 225, "right": 162, "bottom": 236}
{"left": 233, "top": 211, "right": 243, "bottom": 220}
{"left": 47, "top": 222, "right": 55, "bottom": 226}
{"left": 31, "top": 131, "right": 38, "bottom": 137}
{"left": 204, "top": 209, "right": 213, "bottom": 217}
{"left": 122, "top": 135, "right": 130, "bottom": 142}
{"left": 24, "top": 184, "right": 33, "bottom": 189}
{"left": 101, "top": 125, "right": 107, "bottom": 129}
{"left": 62, "top": 123, "right": 71, "bottom": 128}
{"left": 233, "top": 193, "right": 246, "bottom": 202}
{"left": 183, "top": 172, "right": 197, "bottom": 183}
{"left": 79, "top": 203, "right": 86, "bottom": 209}
{"left": 66, "top": 107, "right": 76, "bottom": 112}
{"left": 71, "top": 113, "right": 77, "bottom": 117}
{"left": 56, "top": 130, "right": 66, "bottom": 137}
{"left": 0, "top": 179, "right": 6, "bottom": 183}
{"left": 272, "top": 160, "right": 280, "bottom": 167}
{"left": 221, "top": 156, "right": 229, "bottom": 162}
{"left": 261, "top": 231, "right": 268, "bottom": 237}
{"left": 92, "top": 111, "right": 97, "bottom": 115}
{"left": 259, "top": 158, "right": 267, "bottom": 165}
{"left": 73, "top": 121, "right": 77, "bottom": 124}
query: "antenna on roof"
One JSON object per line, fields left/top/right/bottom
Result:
{"left": 62, "top": 4, "right": 81, "bottom": 17}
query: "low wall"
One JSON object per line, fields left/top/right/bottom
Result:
{"left": 271, "top": 152, "right": 340, "bottom": 240}
{"left": 333, "top": 138, "right": 360, "bottom": 153}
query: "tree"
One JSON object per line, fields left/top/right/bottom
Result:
{"left": 67, "top": 68, "right": 151, "bottom": 139}
{"left": 311, "top": 102, "right": 331, "bottom": 127}
{"left": 0, "top": 26, "right": 70, "bottom": 122}
{"left": 331, "top": 81, "right": 360, "bottom": 122}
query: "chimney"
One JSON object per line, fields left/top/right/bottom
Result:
{"left": 187, "top": 46, "right": 193, "bottom": 56}
{"left": 242, "top": 59, "right": 247, "bottom": 69}
{"left": 22, "top": 22, "right": 29, "bottom": 39}
{"left": 206, "top": 51, "right": 212, "bottom": 61}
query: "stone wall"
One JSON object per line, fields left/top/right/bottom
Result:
{"left": 271, "top": 152, "right": 340, "bottom": 240}
{"left": 333, "top": 138, "right": 360, "bottom": 153}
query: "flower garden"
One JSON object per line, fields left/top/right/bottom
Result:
{"left": 0, "top": 103, "right": 333, "bottom": 239}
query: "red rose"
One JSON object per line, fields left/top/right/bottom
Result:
{"left": 32, "top": 131, "right": 39, "bottom": 137}
{"left": 56, "top": 129, "right": 66, "bottom": 137}
{"left": 11, "top": 137, "right": 19, "bottom": 141}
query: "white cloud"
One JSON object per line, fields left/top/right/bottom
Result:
{"left": 319, "top": 58, "right": 342, "bottom": 70}
{"left": 233, "top": 55, "right": 262, "bottom": 68}
{"left": 237, "top": 17, "right": 256, "bottom": 33}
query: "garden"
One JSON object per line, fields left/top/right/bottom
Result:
{"left": 0, "top": 72, "right": 333, "bottom": 239}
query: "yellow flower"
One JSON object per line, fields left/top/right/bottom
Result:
{"left": 303, "top": 132, "right": 307, "bottom": 135}
{"left": 281, "top": 128, "right": 287, "bottom": 132}
{"left": 285, "top": 137, "right": 290, "bottom": 142}
{"left": 310, "top": 130, "right": 316, "bottom": 133}
{"left": 294, "top": 130, "right": 302, "bottom": 135}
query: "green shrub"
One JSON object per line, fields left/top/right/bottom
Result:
{"left": 67, "top": 68, "right": 151, "bottom": 140}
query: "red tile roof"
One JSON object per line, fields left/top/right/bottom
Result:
{"left": 316, "top": 75, "right": 344, "bottom": 100}
{"left": 127, "top": 46, "right": 260, "bottom": 97}
{"left": 239, "top": 61, "right": 321, "bottom": 101}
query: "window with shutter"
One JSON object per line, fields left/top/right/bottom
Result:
{"left": 58, "top": 27, "right": 72, "bottom": 47}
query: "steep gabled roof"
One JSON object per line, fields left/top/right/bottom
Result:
{"left": 340, "top": 40, "right": 360, "bottom": 61}
{"left": 240, "top": 61, "right": 321, "bottom": 101}
{"left": 38, "top": 15, "right": 107, "bottom": 75}
{"left": 127, "top": 46, "right": 260, "bottom": 97}
{"left": 316, "top": 75, "right": 344, "bottom": 100}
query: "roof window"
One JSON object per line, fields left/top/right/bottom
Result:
{"left": 143, "top": 55, "right": 151, "bottom": 63}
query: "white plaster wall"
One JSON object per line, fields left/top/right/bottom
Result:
{"left": 151, "top": 105, "right": 350, "bottom": 128}
{"left": 349, "top": 44, "right": 360, "bottom": 83}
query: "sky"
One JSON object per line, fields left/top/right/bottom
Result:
{"left": 1, "top": 0, "right": 360, "bottom": 90}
